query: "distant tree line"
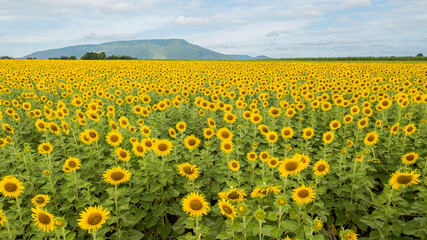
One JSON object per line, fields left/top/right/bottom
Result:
{"left": 1, "top": 56, "right": 13, "bottom": 59}
{"left": 80, "top": 52, "right": 136, "bottom": 60}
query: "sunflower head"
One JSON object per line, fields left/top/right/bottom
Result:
{"left": 0, "top": 175, "right": 25, "bottom": 198}
{"left": 177, "top": 162, "right": 199, "bottom": 180}
{"left": 31, "top": 194, "right": 50, "bottom": 208}
{"left": 184, "top": 135, "right": 201, "bottom": 150}
{"left": 401, "top": 152, "right": 419, "bottom": 165}
{"left": 32, "top": 208, "right": 55, "bottom": 233}
{"left": 389, "top": 170, "right": 421, "bottom": 189}
{"left": 0, "top": 209, "right": 6, "bottom": 226}
{"left": 218, "top": 199, "right": 237, "bottom": 220}
{"left": 153, "top": 139, "right": 173, "bottom": 156}
{"left": 103, "top": 166, "right": 131, "bottom": 186}
{"left": 181, "top": 192, "right": 210, "bottom": 217}
{"left": 292, "top": 184, "right": 316, "bottom": 205}
{"left": 228, "top": 160, "right": 240, "bottom": 171}
{"left": 77, "top": 205, "right": 110, "bottom": 232}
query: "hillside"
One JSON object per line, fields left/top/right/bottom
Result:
{"left": 23, "top": 39, "right": 269, "bottom": 60}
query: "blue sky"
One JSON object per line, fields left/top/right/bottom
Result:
{"left": 0, "top": 0, "right": 426, "bottom": 58}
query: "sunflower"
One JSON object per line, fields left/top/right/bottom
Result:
{"left": 78, "top": 205, "right": 110, "bottom": 232}
{"left": 207, "top": 117, "right": 216, "bottom": 129}
{"left": 265, "top": 131, "right": 278, "bottom": 143}
{"left": 177, "top": 162, "right": 199, "bottom": 180}
{"left": 313, "top": 160, "right": 329, "bottom": 176}
{"left": 228, "top": 160, "right": 240, "bottom": 171}
{"left": 278, "top": 157, "right": 303, "bottom": 177}
{"left": 181, "top": 192, "right": 210, "bottom": 217}
{"left": 357, "top": 118, "right": 368, "bottom": 129}
{"left": 389, "top": 170, "right": 420, "bottom": 189}
{"left": 0, "top": 209, "right": 6, "bottom": 226}
{"left": 281, "top": 126, "right": 294, "bottom": 139}
{"left": 153, "top": 139, "right": 173, "bottom": 156}
{"left": 258, "top": 124, "right": 270, "bottom": 135}
{"left": 140, "top": 125, "right": 151, "bottom": 136}
{"left": 61, "top": 121, "right": 70, "bottom": 135}
{"left": 118, "top": 116, "right": 130, "bottom": 128}
{"left": 115, "top": 147, "right": 131, "bottom": 162}
{"left": 302, "top": 127, "right": 314, "bottom": 140}
{"left": 176, "top": 121, "right": 187, "bottom": 132}
{"left": 105, "top": 131, "right": 123, "bottom": 147}
{"left": 268, "top": 157, "right": 280, "bottom": 168}
{"left": 285, "top": 108, "right": 296, "bottom": 117}
{"left": 363, "top": 131, "right": 379, "bottom": 146}
{"left": 32, "top": 208, "right": 55, "bottom": 233}
{"left": 224, "top": 112, "right": 236, "bottom": 124}
{"left": 184, "top": 135, "right": 201, "bottom": 150}
{"left": 218, "top": 189, "right": 247, "bottom": 202}
{"left": 218, "top": 199, "right": 237, "bottom": 220}
{"left": 250, "top": 114, "right": 262, "bottom": 124}
{"left": 292, "top": 184, "right": 315, "bottom": 204}
{"left": 329, "top": 120, "right": 341, "bottom": 130}
{"left": 401, "top": 152, "right": 419, "bottom": 165}
{"left": 217, "top": 127, "right": 233, "bottom": 141}
{"left": 403, "top": 123, "right": 416, "bottom": 136}
{"left": 203, "top": 128, "right": 215, "bottom": 139}
{"left": 169, "top": 128, "right": 176, "bottom": 138}
{"left": 312, "top": 218, "right": 324, "bottom": 233}
{"left": 341, "top": 229, "right": 358, "bottom": 240}
{"left": 35, "top": 119, "right": 48, "bottom": 132}
{"left": 63, "top": 157, "right": 81, "bottom": 172}
{"left": 322, "top": 131, "right": 334, "bottom": 144}
{"left": 343, "top": 115, "right": 353, "bottom": 124}
{"left": 251, "top": 185, "right": 281, "bottom": 198}
{"left": 2, "top": 123, "right": 14, "bottom": 134}
{"left": 38, "top": 142, "right": 53, "bottom": 154}
{"left": 86, "top": 129, "right": 99, "bottom": 143}
{"left": 132, "top": 142, "right": 146, "bottom": 157}
{"left": 48, "top": 122, "right": 60, "bottom": 135}
{"left": 246, "top": 152, "right": 257, "bottom": 162}
{"left": 141, "top": 138, "right": 153, "bottom": 151}
{"left": 103, "top": 166, "right": 131, "bottom": 185}
{"left": 254, "top": 209, "right": 266, "bottom": 221}
{"left": 31, "top": 194, "right": 50, "bottom": 208}
{"left": 0, "top": 176, "right": 24, "bottom": 198}
{"left": 259, "top": 151, "right": 270, "bottom": 162}
{"left": 220, "top": 140, "right": 234, "bottom": 154}
{"left": 390, "top": 122, "right": 399, "bottom": 134}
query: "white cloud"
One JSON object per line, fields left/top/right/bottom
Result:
{"left": 174, "top": 15, "right": 247, "bottom": 25}
{"left": 341, "top": 0, "right": 372, "bottom": 8}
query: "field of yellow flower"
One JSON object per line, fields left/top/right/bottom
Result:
{"left": 0, "top": 60, "right": 426, "bottom": 240}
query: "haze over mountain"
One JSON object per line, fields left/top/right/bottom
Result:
{"left": 23, "top": 39, "right": 270, "bottom": 60}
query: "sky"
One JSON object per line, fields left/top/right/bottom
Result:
{"left": 0, "top": 0, "right": 426, "bottom": 58}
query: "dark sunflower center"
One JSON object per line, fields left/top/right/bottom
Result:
{"left": 326, "top": 135, "right": 332, "bottom": 140}
{"left": 227, "top": 191, "right": 239, "bottom": 199}
{"left": 367, "top": 135, "right": 375, "bottom": 141}
{"left": 87, "top": 213, "right": 102, "bottom": 225}
{"left": 119, "top": 151, "right": 127, "bottom": 158}
{"left": 298, "top": 190, "right": 309, "bottom": 198}
{"left": 221, "top": 132, "right": 229, "bottom": 139}
{"left": 223, "top": 205, "right": 233, "bottom": 214}
{"left": 284, "top": 130, "right": 290, "bottom": 135}
{"left": 333, "top": 123, "right": 338, "bottom": 128}
{"left": 272, "top": 109, "right": 278, "bottom": 114}
{"left": 68, "top": 161, "right": 77, "bottom": 168}
{"left": 254, "top": 116, "right": 260, "bottom": 121}
{"left": 250, "top": 154, "right": 255, "bottom": 159}
{"left": 188, "top": 139, "right": 196, "bottom": 146}
{"left": 397, "top": 175, "right": 412, "bottom": 184}
{"left": 407, "top": 127, "right": 413, "bottom": 132}
{"left": 137, "top": 146, "right": 144, "bottom": 152}
{"left": 270, "top": 160, "right": 277, "bottom": 165}
{"left": 5, "top": 183, "right": 17, "bottom": 192}
{"left": 158, "top": 143, "right": 168, "bottom": 151}
{"left": 306, "top": 131, "right": 312, "bottom": 136}
{"left": 262, "top": 127, "right": 268, "bottom": 132}
{"left": 89, "top": 132, "right": 96, "bottom": 138}
{"left": 36, "top": 197, "right": 45, "bottom": 204}
{"left": 110, "top": 135, "right": 118, "bottom": 142}
{"left": 317, "top": 165, "right": 326, "bottom": 172}
{"left": 39, "top": 123, "right": 45, "bottom": 128}
{"left": 232, "top": 163, "right": 238, "bottom": 168}
{"left": 51, "top": 125, "right": 58, "bottom": 131}
{"left": 406, "top": 155, "right": 415, "bottom": 161}
{"left": 111, "top": 171, "right": 125, "bottom": 181}
{"left": 145, "top": 142, "right": 152, "bottom": 147}
{"left": 227, "top": 115, "right": 233, "bottom": 120}
{"left": 269, "top": 135, "right": 276, "bottom": 140}
{"left": 285, "top": 161, "right": 298, "bottom": 171}
{"left": 183, "top": 166, "right": 194, "bottom": 174}
{"left": 38, "top": 212, "right": 51, "bottom": 225}
{"left": 43, "top": 145, "right": 50, "bottom": 151}
{"left": 190, "top": 199, "right": 202, "bottom": 210}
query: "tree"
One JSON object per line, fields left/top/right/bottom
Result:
{"left": 416, "top": 53, "right": 423, "bottom": 57}
{"left": 70, "top": 56, "right": 77, "bottom": 60}
{"left": 81, "top": 52, "right": 107, "bottom": 60}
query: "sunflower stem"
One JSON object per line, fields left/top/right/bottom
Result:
{"left": 114, "top": 185, "right": 121, "bottom": 237}
{"left": 195, "top": 216, "right": 201, "bottom": 240}
{"left": 92, "top": 230, "right": 97, "bottom": 240}
{"left": 258, "top": 220, "right": 263, "bottom": 240}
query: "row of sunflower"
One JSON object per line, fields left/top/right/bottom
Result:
{"left": 0, "top": 60, "right": 426, "bottom": 239}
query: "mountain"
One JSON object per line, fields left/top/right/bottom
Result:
{"left": 23, "top": 39, "right": 269, "bottom": 60}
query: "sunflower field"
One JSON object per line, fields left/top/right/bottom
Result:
{"left": 0, "top": 60, "right": 426, "bottom": 240}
